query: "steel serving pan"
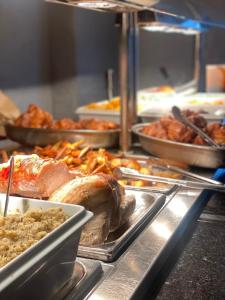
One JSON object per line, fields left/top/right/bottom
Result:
{"left": 132, "top": 123, "right": 225, "bottom": 168}
{"left": 75, "top": 105, "right": 120, "bottom": 123}
{"left": 5, "top": 124, "right": 120, "bottom": 148}
{"left": 78, "top": 190, "right": 166, "bottom": 262}
{"left": 0, "top": 195, "right": 92, "bottom": 300}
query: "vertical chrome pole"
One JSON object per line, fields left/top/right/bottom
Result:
{"left": 119, "top": 12, "right": 138, "bottom": 153}
{"left": 194, "top": 32, "right": 206, "bottom": 92}
{"left": 198, "top": 32, "right": 206, "bottom": 92}
{"left": 130, "top": 12, "right": 138, "bottom": 125}
{"left": 120, "top": 13, "right": 129, "bottom": 152}
{"left": 193, "top": 33, "right": 200, "bottom": 90}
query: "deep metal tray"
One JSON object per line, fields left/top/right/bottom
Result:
{"left": 132, "top": 123, "right": 225, "bottom": 168}
{"left": 5, "top": 124, "right": 120, "bottom": 149}
{"left": 78, "top": 190, "right": 166, "bottom": 262}
{"left": 0, "top": 195, "right": 92, "bottom": 300}
{"left": 54, "top": 259, "right": 104, "bottom": 300}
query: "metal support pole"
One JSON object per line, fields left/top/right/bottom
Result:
{"left": 119, "top": 12, "right": 139, "bottom": 152}
{"left": 194, "top": 33, "right": 206, "bottom": 92}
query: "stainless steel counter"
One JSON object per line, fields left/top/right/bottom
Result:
{"left": 78, "top": 187, "right": 207, "bottom": 300}
{"left": 0, "top": 140, "right": 213, "bottom": 300}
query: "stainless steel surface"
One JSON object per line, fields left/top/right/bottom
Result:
{"left": 46, "top": 0, "right": 144, "bottom": 12}
{"left": 137, "top": 10, "right": 199, "bottom": 34}
{"left": 0, "top": 195, "right": 92, "bottom": 300}
{"left": 78, "top": 190, "right": 166, "bottom": 261}
{"left": 215, "top": 108, "right": 225, "bottom": 117}
{"left": 5, "top": 124, "right": 120, "bottom": 148}
{"left": 132, "top": 123, "right": 225, "bottom": 168}
{"left": 89, "top": 187, "right": 205, "bottom": 300}
{"left": 115, "top": 167, "right": 225, "bottom": 192}
{"left": 124, "top": 184, "right": 177, "bottom": 195}
{"left": 57, "top": 259, "right": 104, "bottom": 300}
{"left": 3, "top": 156, "right": 14, "bottom": 217}
{"left": 171, "top": 106, "right": 219, "bottom": 148}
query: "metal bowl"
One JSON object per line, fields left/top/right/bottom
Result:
{"left": 5, "top": 124, "right": 120, "bottom": 148}
{"left": 132, "top": 123, "right": 225, "bottom": 168}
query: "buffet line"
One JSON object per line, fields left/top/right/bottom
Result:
{"left": 0, "top": 97, "right": 224, "bottom": 299}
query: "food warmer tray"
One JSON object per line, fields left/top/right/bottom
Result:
{"left": 76, "top": 104, "right": 120, "bottom": 123}
{"left": 4, "top": 124, "right": 120, "bottom": 149}
{"left": 78, "top": 190, "right": 166, "bottom": 262}
{"left": 132, "top": 123, "right": 225, "bottom": 168}
{"left": 0, "top": 195, "right": 92, "bottom": 300}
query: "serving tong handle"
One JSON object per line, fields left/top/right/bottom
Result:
{"left": 152, "top": 163, "right": 221, "bottom": 186}
{"left": 3, "top": 156, "right": 14, "bottom": 217}
{"left": 172, "top": 106, "right": 220, "bottom": 148}
{"left": 114, "top": 167, "right": 225, "bottom": 193}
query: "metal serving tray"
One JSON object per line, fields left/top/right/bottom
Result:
{"left": 76, "top": 104, "right": 120, "bottom": 123}
{"left": 56, "top": 259, "right": 105, "bottom": 300}
{"left": 78, "top": 190, "right": 166, "bottom": 262}
{"left": 0, "top": 195, "right": 92, "bottom": 300}
{"left": 132, "top": 123, "right": 225, "bottom": 168}
{"left": 5, "top": 124, "right": 120, "bottom": 149}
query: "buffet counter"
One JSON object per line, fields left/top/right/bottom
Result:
{"left": 65, "top": 182, "right": 211, "bottom": 299}
{"left": 0, "top": 140, "right": 223, "bottom": 299}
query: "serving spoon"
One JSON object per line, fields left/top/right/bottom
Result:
{"left": 171, "top": 106, "right": 220, "bottom": 148}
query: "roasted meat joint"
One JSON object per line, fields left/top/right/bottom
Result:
{"left": 1, "top": 1, "right": 225, "bottom": 299}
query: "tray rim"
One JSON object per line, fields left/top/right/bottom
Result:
{"left": 132, "top": 123, "right": 225, "bottom": 152}
{"left": 5, "top": 123, "right": 120, "bottom": 135}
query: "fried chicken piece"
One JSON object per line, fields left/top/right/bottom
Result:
{"left": 52, "top": 118, "right": 119, "bottom": 130}
{"left": 193, "top": 135, "right": 206, "bottom": 145}
{"left": 160, "top": 116, "right": 174, "bottom": 128}
{"left": 14, "top": 104, "right": 53, "bottom": 128}
{"left": 167, "top": 120, "right": 194, "bottom": 143}
{"left": 141, "top": 121, "right": 167, "bottom": 139}
{"left": 207, "top": 123, "right": 225, "bottom": 145}
{"left": 182, "top": 110, "right": 207, "bottom": 129}
{"left": 80, "top": 119, "right": 119, "bottom": 130}
{"left": 51, "top": 118, "right": 82, "bottom": 130}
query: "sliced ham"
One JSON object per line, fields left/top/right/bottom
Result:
{"left": 0, "top": 154, "right": 73, "bottom": 198}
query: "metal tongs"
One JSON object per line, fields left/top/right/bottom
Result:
{"left": 114, "top": 167, "right": 225, "bottom": 193}
{"left": 171, "top": 106, "right": 221, "bottom": 148}
{"left": 149, "top": 162, "right": 221, "bottom": 186}
{"left": 3, "top": 156, "right": 14, "bottom": 217}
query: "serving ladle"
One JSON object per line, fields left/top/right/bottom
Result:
{"left": 171, "top": 106, "right": 220, "bottom": 148}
